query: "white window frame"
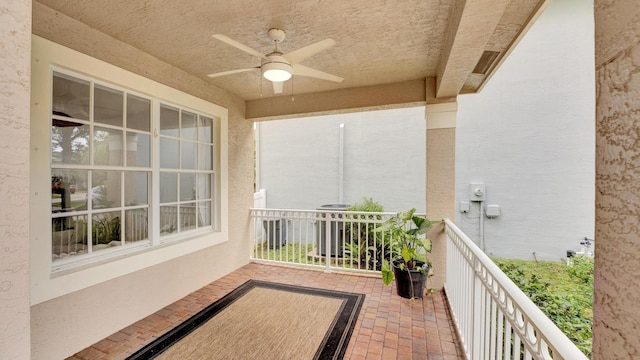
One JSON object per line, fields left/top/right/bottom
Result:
{"left": 30, "top": 35, "right": 229, "bottom": 305}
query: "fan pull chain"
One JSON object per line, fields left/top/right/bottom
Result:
{"left": 291, "top": 76, "right": 295, "bottom": 102}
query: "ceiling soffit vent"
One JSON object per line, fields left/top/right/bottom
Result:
{"left": 472, "top": 50, "right": 501, "bottom": 74}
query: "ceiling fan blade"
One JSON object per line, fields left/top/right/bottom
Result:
{"left": 292, "top": 64, "right": 344, "bottom": 83}
{"left": 282, "top": 38, "right": 336, "bottom": 65}
{"left": 212, "top": 34, "right": 270, "bottom": 61}
{"left": 207, "top": 67, "right": 258, "bottom": 78}
{"left": 272, "top": 81, "right": 284, "bottom": 94}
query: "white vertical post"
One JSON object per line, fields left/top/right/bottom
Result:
{"left": 472, "top": 258, "right": 483, "bottom": 360}
{"left": 324, "top": 214, "right": 332, "bottom": 272}
{"left": 338, "top": 124, "right": 344, "bottom": 204}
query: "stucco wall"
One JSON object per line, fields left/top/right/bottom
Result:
{"left": 257, "top": 106, "right": 426, "bottom": 212}
{"left": 0, "top": 1, "right": 31, "bottom": 359}
{"left": 455, "top": 0, "right": 595, "bottom": 261}
{"left": 30, "top": 3, "right": 253, "bottom": 359}
{"left": 593, "top": 0, "right": 640, "bottom": 358}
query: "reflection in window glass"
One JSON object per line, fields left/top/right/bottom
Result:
{"left": 94, "top": 127, "right": 123, "bottom": 166}
{"left": 52, "top": 214, "right": 88, "bottom": 258}
{"left": 94, "top": 84, "right": 123, "bottom": 127}
{"left": 160, "top": 205, "right": 178, "bottom": 235}
{"left": 181, "top": 141, "right": 197, "bottom": 169}
{"left": 182, "top": 111, "right": 197, "bottom": 140}
{"left": 199, "top": 116, "right": 213, "bottom": 143}
{"left": 91, "top": 170, "right": 121, "bottom": 209}
{"left": 125, "top": 171, "right": 149, "bottom": 206}
{"left": 127, "top": 94, "right": 150, "bottom": 131}
{"left": 51, "top": 170, "right": 88, "bottom": 213}
{"left": 160, "top": 138, "right": 179, "bottom": 168}
{"left": 92, "top": 211, "right": 121, "bottom": 249}
{"left": 52, "top": 72, "right": 90, "bottom": 120}
{"left": 125, "top": 208, "right": 148, "bottom": 243}
{"left": 199, "top": 144, "right": 213, "bottom": 170}
{"left": 197, "top": 174, "right": 211, "bottom": 200}
{"left": 51, "top": 121, "right": 90, "bottom": 165}
{"left": 180, "top": 203, "right": 197, "bottom": 231}
{"left": 126, "top": 132, "right": 150, "bottom": 167}
{"left": 160, "top": 105, "right": 179, "bottom": 137}
{"left": 160, "top": 172, "right": 178, "bottom": 203}
{"left": 180, "top": 173, "right": 196, "bottom": 201}
{"left": 198, "top": 202, "right": 211, "bottom": 227}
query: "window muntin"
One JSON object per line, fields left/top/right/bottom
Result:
{"left": 50, "top": 70, "right": 218, "bottom": 266}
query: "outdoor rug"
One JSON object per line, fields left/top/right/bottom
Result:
{"left": 127, "top": 280, "right": 365, "bottom": 360}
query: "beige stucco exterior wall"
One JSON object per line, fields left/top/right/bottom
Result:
{"left": 30, "top": 3, "right": 253, "bottom": 359}
{"left": 0, "top": 1, "right": 32, "bottom": 359}
{"left": 593, "top": 1, "right": 640, "bottom": 358}
{"left": 425, "top": 102, "right": 457, "bottom": 290}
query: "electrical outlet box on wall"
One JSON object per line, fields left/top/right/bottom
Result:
{"left": 469, "top": 183, "right": 485, "bottom": 201}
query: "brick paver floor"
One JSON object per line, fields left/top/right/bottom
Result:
{"left": 68, "top": 262, "right": 465, "bottom": 359}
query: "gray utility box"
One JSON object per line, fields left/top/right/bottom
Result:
{"left": 262, "top": 218, "right": 286, "bottom": 249}
{"left": 316, "top": 204, "right": 349, "bottom": 257}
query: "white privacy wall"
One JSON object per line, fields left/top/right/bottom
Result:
{"left": 256, "top": 106, "right": 426, "bottom": 213}
{"left": 455, "top": 0, "right": 595, "bottom": 261}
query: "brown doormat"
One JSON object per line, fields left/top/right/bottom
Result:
{"left": 127, "top": 280, "right": 365, "bottom": 360}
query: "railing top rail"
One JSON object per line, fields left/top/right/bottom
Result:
{"left": 444, "top": 219, "right": 588, "bottom": 360}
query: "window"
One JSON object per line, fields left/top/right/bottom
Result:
{"left": 158, "top": 104, "right": 215, "bottom": 238}
{"left": 50, "top": 70, "right": 217, "bottom": 267}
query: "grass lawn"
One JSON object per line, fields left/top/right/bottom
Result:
{"left": 493, "top": 257, "right": 593, "bottom": 357}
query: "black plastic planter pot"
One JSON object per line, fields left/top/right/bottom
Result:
{"left": 393, "top": 260, "right": 429, "bottom": 299}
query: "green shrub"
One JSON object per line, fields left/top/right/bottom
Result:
{"left": 493, "top": 258, "right": 593, "bottom": 357}
{"left": 345, "top": 197, "right": 385, "bottom": 270}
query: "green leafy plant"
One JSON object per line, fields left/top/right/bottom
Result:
{"left": 344, "top": 197, "right": 386, "bottom": 270}
{"left": 494, "top": 258, "right": 593, "bottom": 357}
{"left": 92, "top": 214, "right": 121, "bottom": 244}
{"left": 374, "top": 208, "right": 433, "bottom": 289}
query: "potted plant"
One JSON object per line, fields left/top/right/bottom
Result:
{"left": 375, "top": 208, "right": 433, "bottom": 299}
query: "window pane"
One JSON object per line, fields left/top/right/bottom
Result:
{"left": 160, "top": 172, "right": 177, "bottom": 203}
{"left": 198, "top": 201, "right": 211, "bottom": 227}
{"left": 182, "top": 111, "right": 197, "bottom": 140}
{"left": 51, "top": 121, "right": 90, "bottom": 165}
{"left": 125, "top": 208, "right": 148, "bottom": 243}
{"left": 127, "top": 94, "right": 150, "bottom": 131}
{"left": 180, "top": 173, "right": 196, "bottom": 201}
{"left": 181, "top": 141, "right": 196, "bottom": 169}
{"left": 92, "top": 211, "right": 121, "bottom": 249}
{"left": 180, "top": 203, "right": 197, "bottom": 231}
{"left": 94, "top": 84, "right": 123, "bottom": 127}
{"left": 91, "top": 170, "right": 121, "bottom": 209}
{"left": 52, "top": 214, "right": 88, "bottom": 259}
{"left": 126, "top": 132, "right": 150, "bottom": 167}
{"left": 94, "top": 127, "right": 123, "bottom": 166}
{"left": 160, "top": 205, "right": 178, "bottom": 235}
{"left": 160, "top": 137, "right": 179, "bottom": 168}
{"left": 51, "top": 170, "right": 88, "bottom": 213}
{"left": 160, "top": 105, "right": 179, "bottom": 136}
{"left": 125, "top": 171, "right": 149, "bottom": 206}
{"left": 197, "top": 174, "right": 211, "bottom": 200}
{"left": 199, "top": 144, "right": 213, "bottom": 170}
{"left": 52, "top": 72, "right": 89, "bottom": 120}
{"left": 199, "top": 116, "right": 213, "bottom": 143}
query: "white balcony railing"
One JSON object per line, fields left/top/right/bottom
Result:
{"left": 250, "top": 208, "right": 397, "bottom": 273}
{"left": 250, "top": 208, "right": 588, "bottom": 360}
{"left": 444, "top": 219, "right": 588, "bottom": 360}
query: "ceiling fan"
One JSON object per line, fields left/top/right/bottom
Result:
{"left": 207, "top": 28, "right": 344, "bottom": 94}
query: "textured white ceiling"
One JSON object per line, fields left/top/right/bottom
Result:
{"left": 35, "top": 0, "right": 545, "bottom": 101}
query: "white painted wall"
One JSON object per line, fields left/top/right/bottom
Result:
{"left": 256, "top": 106, "right": 426, "bottom": 213}
{"left": 455, "top": 0, "right": 595, "bottom": 261}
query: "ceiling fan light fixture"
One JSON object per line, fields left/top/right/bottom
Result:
{"left": 262, "top": 62, "right": 292, "bottom": 82}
